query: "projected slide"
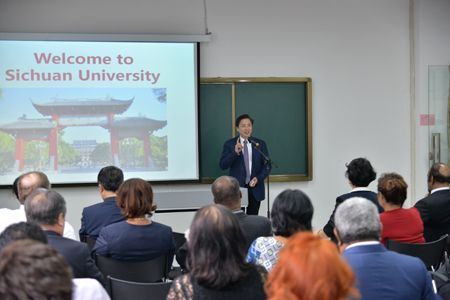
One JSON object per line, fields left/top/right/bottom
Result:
{"left": 0, "top": 39, "right": 198, "bottom": 184}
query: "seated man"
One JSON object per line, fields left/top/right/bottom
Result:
{"left": 25, "top": 188, "right": 105, "bottom": 285}
{"left": 176, "top": 176, "right": 272, "bottom": 270}
{"left": 212, "top": 176, "right": 272, "bottom": 248}
{"left": 0, "top": 221, "right": 109, "bottom": 299}
{"left": 0, "top": 171, "right": 76, "bottom": 240}
{"left": 415, "top": 162, "right": 450, "bottom": 242}
{"left": 79, "top": 166, "right": 125, "bottom": 239}
{"left": 334, "top": 197, "right": 439, "bottom": 300}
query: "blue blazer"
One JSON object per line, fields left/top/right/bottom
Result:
{"left": 343, "top": 243, "right": 439, "bottom": 300}
{"left": 79, "top": 197, "right": 125, "bottom": 239}
{"left": 219, "top": 136, "right": 271, "bottom": 201}
{"left": 46, "top": 231, "right": 105, "bottom": 286}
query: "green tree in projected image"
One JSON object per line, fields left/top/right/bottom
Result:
{"left": 119, "top": 138, "right": 144, "bottom": 167}
{"left": 24, "top": 141, "right": 48, "bottom": 170}
{"left": 151, "top": 135, "right": 167, "bottom": 169}
{"left": 90, "top": 143, "right": 112, "bottom": 166}
{"left": 0, "top": 132, "right": 14, "bottom": 173}
{"left": 57, "top": 131, "right": 80, "bottom": 167}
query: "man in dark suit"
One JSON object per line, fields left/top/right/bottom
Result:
{"left": 415, "top": 162, "right": 450, "bottom": 242}
{"left": 334, "top": 197, "right": 438, "bottom": 300}
{"left": 79, "top": 166, "right": 125, "bottom": 239}
{"left": 219, "top": 114, "right": 271, "bottom": 215}
{"left": 25, "top": 188, "right": 105, "bottom": 286}
{"left": 175, "top": 175, "right": 273, "bottom": 270}
{"left": 212, "top": 175, "right": 272, "bottom": 248}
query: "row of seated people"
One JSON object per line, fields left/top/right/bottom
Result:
{"left": 0, "top": 159, "right": 449, "bottom": 299}
{"left": 0, "top": 195, "right": 441, "bottom": 299}
{"left": 320, "top": 157, "right": 450, "bottom": 247}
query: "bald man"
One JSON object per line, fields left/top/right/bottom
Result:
{"left": 0, "top": 172, "right": 76, "bottom": 240}
{"left": 415, "top": 162, "right": 450, "bottom": 242}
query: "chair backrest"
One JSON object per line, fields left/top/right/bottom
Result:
{"left": 386, "top": 234, "right": 449, "bottom": 270}
{"left": 172, "top": 232, "right": 186, "bottom": 251}
{"left": 79, "top": 234, "right": 97, "bottom": 251}
{"left": 109, "top": 276, "right": 172, "bottom": 300}
{"left": 96, "top": 254, "right": 168, "bottom": 283}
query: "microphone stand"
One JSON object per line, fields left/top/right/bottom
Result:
{"left": 250, "top": 139, "right": 278, "bottom": 219}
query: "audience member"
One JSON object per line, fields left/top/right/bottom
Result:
{"left": 79, "top": 166, "right": 125, "bottom": 239}
{"left": 415, "top": 162, "right": 450, "bottom": 242}
{"left": 266, "top": 232, "right": 359, "bottom": 300}
{"left": 25, "top": 188, "right": 105, "bottom": 285}
{"left": 0, "top": 239, "right": 73, "bottom": 300}
{"left": 247, "top": 189, "right": 313, "bottom": 272}
{"left": 212, "top": 176, "right": 272, "bottom": 248}
{"left": 167, "top": 204, "right": 266, "bottom": 300}
{"left": 0, "top": 221, "right": 47, "bottom": 250}
{"left": 93, "top": 178, "right": 175, "bottom": 264}
{"left": 321, "top": 157, "right": 383, "bottom": 242}
{"left": 335, "top": 197, "right": 438, "bottom": 300}
{"left": 378, "top": 172, "right": 424, "bottom": 245}
{"left": 176, "top": 176, "right": 272, "bottom": 270}
{"left": 0, "top": 171, "right": 76, "bottom": 239}
{"left": 0, "top": 220, "right": 109, "bottom": 300}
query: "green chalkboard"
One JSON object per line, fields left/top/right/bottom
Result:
{"left": 200, "top": 78, "right": 312, "bottom": 182}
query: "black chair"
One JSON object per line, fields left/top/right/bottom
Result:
{"left": 96, "top": 254, "right": 168, "bottom": 283}
{"left": 172, "top": 232, "right": 186, "bottom": 251}
{"left": 108, "top": 276, "right": 172, "bottom": 300}
{"left": 79, "top": 234, "right": 97, "bottom": 251}
{"left": 169, "top": 232, "right": 187, "bottom": 279}
{"left": 386, "top": 234, "right": 449, "bottom": 270}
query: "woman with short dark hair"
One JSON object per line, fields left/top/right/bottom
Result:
{"left": 93, "top": 178, "right": 175, "bottom": 262}
{"left": 320, "top": 157, "right": 383, "bottom": 242}
{"left": 247, "top": 189, "right": 314, "bottom": 272}
{"left": 378, "top": 172, "right": 425, "bottom": 245}
{"left": 167, "top": 204, "right": 266, "bottom": 300}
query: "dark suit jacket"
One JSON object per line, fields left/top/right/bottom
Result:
{"left": 323, "top": 190, "right": 383, "bottom": 241}
{"left": 46, "top": 231, "right": 105, "bottom": 286}
{"left": 344, "top": 243, "right": 438, "bottom": 300}
{"left": 233, "top": 211, "right": 272, "bottom": 249}
{"left": 79, "top": 197, "right": 124, "bottom": 239}
{"left": 415, "top": 189, "right": 450, "bottom": 242}
{"left": 175, "top": 210, "right": 272, "bottom": 269}
{"left": 219, "top": 136, "right": 271, "bottom": 201}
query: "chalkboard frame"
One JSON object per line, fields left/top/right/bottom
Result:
{"left": 200, "top": 77, "right": 313, "bottom": 182}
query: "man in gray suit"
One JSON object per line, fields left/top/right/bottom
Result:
{"left": 212, "top": 176, "right": 272, "bottom": 249}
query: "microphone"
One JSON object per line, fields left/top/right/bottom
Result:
{"left": 248, "top": 138, "right": 260, "bottom": 149}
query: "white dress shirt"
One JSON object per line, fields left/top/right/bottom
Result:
{"left": 0, "top": 205, "right": 77, "bottom": 240}
{"left": 72, "top": 278, "right": 110, "bottom": 300}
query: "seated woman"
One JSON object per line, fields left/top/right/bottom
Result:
{"left": 167, "top": 204, "right": 266, "bottom": 300}
{"left": 266, "top": 232, "right": 358, "bottom": 300}
{"left": 247, "top": 189, "right": 314, "bottom": 272}
{"left": 93, "top": 178, "right": 175, "bottom": 263}
{"left": 378, "top": 172, "right": 425, "bottom": 245}
{"left": 321, "top": 157, "right": 383, "bottom": 242}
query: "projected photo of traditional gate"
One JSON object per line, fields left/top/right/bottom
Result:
{"left": 0, "top": 88, "right": 167, "bottom": 174}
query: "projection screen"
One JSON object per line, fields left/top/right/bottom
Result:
{"left": 0, "top": 34, "right": 199, "bottom": 185}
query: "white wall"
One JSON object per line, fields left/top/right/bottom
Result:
{"left": 1, "top": 0, "right": 444, "bottom": 235}
{"left": 414, "top": 0, "right": 450, "bottom": 199}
